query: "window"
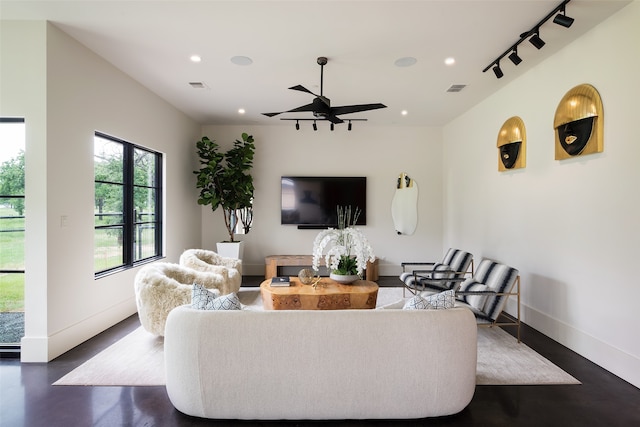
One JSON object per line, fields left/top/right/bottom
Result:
{"left": 0, "top": 118, "right": 25, "bottom": 352}
{"left": 94, "top": 132, "right": 162, "bottom": 276}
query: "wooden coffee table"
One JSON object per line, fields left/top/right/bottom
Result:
{"left": 260, "top": 277, "right": 378, "bottom": 310}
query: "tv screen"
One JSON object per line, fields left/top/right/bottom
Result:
{"left": 281, "top": 176, "right": 367, "bottom": 228}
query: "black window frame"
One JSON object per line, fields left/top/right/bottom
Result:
{"left": 0, "top": 117, "right": 26, "bottom": 356}
{"left": 94, "top": 131, "right": 163, "bottom": 278}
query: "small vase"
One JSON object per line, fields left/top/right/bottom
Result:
{"left": 330, "top": 273, "right": 359, "bottom": 284}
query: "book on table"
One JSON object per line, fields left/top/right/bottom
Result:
{"left": 270, "top": 276, "right": 290, "bottom": 287}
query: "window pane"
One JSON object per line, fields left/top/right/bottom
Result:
{"left": 0, "top": 224, "right": 25, "bottom": 270}
{"left": 0, "top": 272, "right": 24, "bottom": 311}
{"left": 134, "top": 186, "right": 155, "bottom": 221}
{"left": 94, "top": 135, "right": 123, "bottom": 184}
{"left": 134, "top": 148, "right": 156, "bottom": 187}
{"left": 0, "top": 273, "right": 24, "bottom": 343}
{"left": 95, "top": 183, "right": 123, "bottom": 226}
{"left": 134, "top": 223, "right": 156, "bottom": 261}
{"left": 94, "top": 227, "right": 124, "bottom": 272}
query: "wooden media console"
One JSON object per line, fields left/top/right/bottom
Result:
{"left": 264, "top": 255, "right": 379, "bottom": 281}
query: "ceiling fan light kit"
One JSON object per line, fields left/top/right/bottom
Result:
{"left": 263, "top": 56, "right": 386, "bottom": 127}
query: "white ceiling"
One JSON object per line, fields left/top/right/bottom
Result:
{"left": 1, "top": 0, "right": 631, "bottom": 127}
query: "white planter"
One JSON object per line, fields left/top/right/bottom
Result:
{"left": 329, "top": 273, "right": 359, "bottom": 284}
{"left": 216, "top": 241, "right": 244, "bottom": 260}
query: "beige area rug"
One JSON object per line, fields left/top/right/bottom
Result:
{"left": 53, "top": 319, "right": 580, "bottom": 387}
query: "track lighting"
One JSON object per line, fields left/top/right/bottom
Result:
{"left": 492, "top": 63, "right": 504, "bottom": 79}
{"left": 508, "top": 48, "right": 522, "bottom": 66}
{"left": 281, "top": 118, "right": 366, "bottom": 131}
{"left": 528, "top": 30, "right": 546, "bottom": 50}
{"left": 553, "top": 5, "right": 574, "bottom": 28}
{"left": 483, "top": 0, "right": 573, "bottom": 79}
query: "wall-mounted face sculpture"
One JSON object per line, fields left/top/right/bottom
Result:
{"left": 496, "top": 116, "right": 526, "bottom": 171}
{"left": 553, "top": 84, "right": 604, "bottom": 160}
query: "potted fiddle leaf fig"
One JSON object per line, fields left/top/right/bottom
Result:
{"left": 194, "top": 133, "right": 255, "bottom": 258}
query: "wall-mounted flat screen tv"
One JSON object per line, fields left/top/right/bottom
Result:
{"left": 281, "top": 176, "right": 367, "bottom": 228}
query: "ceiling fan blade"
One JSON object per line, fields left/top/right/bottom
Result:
{"left": 262, "top": 102, "right": 316, "bottom": 118}
{"left": 331, "top": 103, "right": 387, "bottom": 116}
{"left": 289, "top": 85, "right": 318, "bottom": 96}
{"left": 325, "top": 115, "right": 344, "bottom": 124}
{"left": 285, "top": 102, "right": 316, "bottom": 113}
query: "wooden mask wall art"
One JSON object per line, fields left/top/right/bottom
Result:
{"left": 553, "top": 84, "right": 604, "bottom": 160}
{"left": 497, "top": 116, "right": 526, "bottom": 171}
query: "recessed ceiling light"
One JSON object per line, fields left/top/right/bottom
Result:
{"left": 401, "top": 110, "right": 408, "bottom": 116}
{"left": 230, "top": 56, "right": 253, "bottom": 66}
{"left": 445, "top": 57, "right": 456, "bottom": 66}
{"left": 238, "top": 108, "right": 246, "bottom": 114}
{"left": 190, "top": 55, "right": 201, "bottom": 63}
{"left": 394, "top": 57, "right": 417, "bottom": 67}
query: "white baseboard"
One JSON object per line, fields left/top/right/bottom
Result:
{"left": 504, "top": 298, "right": 640, "bottom": 389}
{"left": 21, "top": 298, "right": 137, "bottom": 363}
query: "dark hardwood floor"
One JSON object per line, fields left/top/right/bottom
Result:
{"left": 1, "top": 277, "right": 639, "bottom": 427}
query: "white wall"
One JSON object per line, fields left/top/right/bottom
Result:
{"left": 1, "top": 22, "right": 202, "bottom": 361}
{"left": 0, "top": 20, "right": 49, "bottom": 360}
{"left": 199, "top": 125, "right": 444, "bottom": 276}
{"left": 443, "top": 1, "right": 640, "bottom": 388}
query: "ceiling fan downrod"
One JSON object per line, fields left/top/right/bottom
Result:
{"left": 317, "top": 56, "right": 327, "bottom": 96}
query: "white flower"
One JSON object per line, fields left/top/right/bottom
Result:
{"left": 311, "top": 226, "right": 375, "bottom": 277}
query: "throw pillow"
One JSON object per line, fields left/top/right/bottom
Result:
{"left": 403, "top": 295, "right": 435, "bottom": 310}
{"left": 208, "top": 292, "right": 242, "bottom": 311}
{"left": 457, "top": 280, "right": 492, "bottom": 310}
{"left": 402, "top": 290, "right": 456, "bottom": 310}
{"left": 191, "top": 283, "right": 221, "bottom": 309}
{"left": 423, "top": 289, "right": 456, "bottom": 309}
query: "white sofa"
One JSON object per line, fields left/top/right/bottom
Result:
{"left": 164, "top": 302, "right": 477, "bottom": 420}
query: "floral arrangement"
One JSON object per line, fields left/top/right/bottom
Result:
{"left": 312, "top": 206, "right": 375, "bottom": 277}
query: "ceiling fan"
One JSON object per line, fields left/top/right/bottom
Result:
{"left": 262, "top": 56, "right": 387, "bottom": 124}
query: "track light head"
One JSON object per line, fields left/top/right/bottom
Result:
{"left": 312, "top": 121, "right": 317, "bottom": 131}
{"left": 553, "top": 12, "right": 574, "bottom": 28}
{"left": 508, "top": 49, "right": 522, "bottom": 66}
{"left": 493, "top": 63, "right": 504, "bottom": 79}
{"left": 529, "top": 31, "right": 546, "bottom": 49}
{"left": 348, "top": 121, "right": 352, "bottom": 131}
{"left": 295, "top": 120, "right": 300, "bottom": 130}
{"left": 553, "top": 5, "right": 574, "bottom": 28}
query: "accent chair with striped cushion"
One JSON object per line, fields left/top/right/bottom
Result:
{"left": 455, "top": 259, "right": 521, "bottom": 340}
{"left": 400, "top": 248, "right": 473, "bottom": 294}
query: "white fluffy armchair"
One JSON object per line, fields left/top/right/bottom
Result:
{"left": 179, "top": 248, "right": 242, "bottom": 284}
{"left": 134, "top": 262, "right": 234, "bottom": 336}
